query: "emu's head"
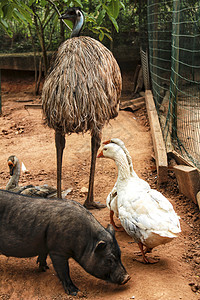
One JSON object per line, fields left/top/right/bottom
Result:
{"left": 59, "top": 7, "right": 82, "bottom": 25}
{"left": 59, "top": 7, "right": 84, "bottom": 37}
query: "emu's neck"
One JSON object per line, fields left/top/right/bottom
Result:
{"left": 6, "top": 160, "right": 20, "bottom": 190}
{"left": 71, "top": 12, "right": 84, "bottom": 37}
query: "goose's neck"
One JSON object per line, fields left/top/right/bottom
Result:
{"left": 6, "top": 161, "right": 20, "bottom": 190}
{"left": 121, "top": 146, "right": 138, "bottom": 178}
{"left": 71, "top": 12, "right": 84, "bottom": 37}
{"left": 115, "top": 154, "right": 131, "bottom": 181}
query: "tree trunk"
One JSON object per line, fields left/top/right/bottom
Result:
{"left": 60, "top": 20, "right": 65, "bottom": 43}
{"left": 32, "top": 5, "right": 48, "bottom": 76}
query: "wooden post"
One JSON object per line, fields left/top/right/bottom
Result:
{"left": 145, "top": 90, "right": 168, "bottom": 184}
{"left": 171, "top": 0, "right": 180, "bottom": 139}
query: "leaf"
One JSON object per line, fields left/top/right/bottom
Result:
{"left": 13, "top": 9, "right": 28, "bottom": 25}
{"left": 99, "top": 31, "right": 104, "bottom": 41}
{"left": 65, "top": 19, "right": 73, "bottom": 30}
{"left": 105, "top": 32, "right": 113, "bottom": 41}
{"left": 17, "top": 6, "right": 33, "bottom": 24}
{"left": 119, "top": 1, "right": 125, "bottom": 10}
{"left": 73, "top": 0, "right": 83, "bottom": 8}
{"left": 0, "top": 0, "right": 9, "bottom": 9}
{"left": 96, "top": 9, "right": 106, "bottom": 25}
{"left": 12, "top": 0, "right": 33, "bottom": 14}
{"left": 100, "top": 27, "right": 111, "bottom": 33}
{"left": 40, "top": 0, "right": 47, "bottom": 7}
{"left": 19, "top": 2, "right": 34, "bottom": 14}
{"left": 108, "top": 0, "right": 120, "bottom": 19}
{"left": 108, "top": 14, "right": 119, "bottom": 32}
{"left": 0, "top": 18, "right": 8, "bottom": 29}
{"left": 2, "top": 4, "right": 13, "bottom": 19}
{"left": 0, "top": 19, "right": 13, "bottom": 37}
{"left": 29, "top": 0, "right": 35, "bottom": 5}
{"left": 95, "top": 4, "right": 102, "bottom": 13}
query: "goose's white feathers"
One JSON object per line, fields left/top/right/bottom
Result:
{"left": 99, "top": 141, "right": 181, "bottom": 255}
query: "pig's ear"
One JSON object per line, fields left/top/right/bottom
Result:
{"left": 106, "top": 224, "right": 115, "bottom": 236}
{"left": 94, "top": 240, "right": 106, "bottom": 253}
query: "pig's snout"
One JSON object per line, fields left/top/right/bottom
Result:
{"left": 109, "top": 267, "right": 131, "bottom": 285}
{"left": 120, "top": 273, "right": 131, "bottom": 285}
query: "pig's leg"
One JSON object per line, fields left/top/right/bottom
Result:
{"left": 37, "top": 253, "right": 49, "bottom": 272}
{"left": 50, "top": 253, "right": 79, "bottom": 295}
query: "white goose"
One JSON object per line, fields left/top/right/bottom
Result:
{"left": 6, "top": 155, "right": 57, "bottom": 197}
{"left": 97, "top": 142, "right": 181, "bottom": 263}
{"left": 103, "top": 138, "right": 149, "bottom": 230}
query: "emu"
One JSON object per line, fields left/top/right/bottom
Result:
{"left": 42, "top": 7, "right": 122, "bottom": 209}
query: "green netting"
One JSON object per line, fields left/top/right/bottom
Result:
{"left": 147, "top": 0, "right": 200, "bottom": 169}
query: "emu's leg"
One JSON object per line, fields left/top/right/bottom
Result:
{"left": 84, "top": 132, "right": 106, "bottom": 209}
{"left": 55, "top": 131, "right": 66, "bottom": 199}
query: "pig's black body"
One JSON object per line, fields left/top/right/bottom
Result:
{"left": 0, "top": 189, "right": 129, "bottom": 295}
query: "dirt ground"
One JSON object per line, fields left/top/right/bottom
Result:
{"left": 0, "top": 73, "right": 200, "bottom": 300}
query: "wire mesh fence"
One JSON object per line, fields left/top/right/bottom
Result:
{"left": 147, "top": 0, "right": 200, "bottom": 169}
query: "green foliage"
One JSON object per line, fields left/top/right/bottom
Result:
{"left": 0, "top": 0, "right": 124, "bottom": 41}
{"left": 0, "top": 0, "right": 140, "bottom": 66}
{"left": 0, "top": 0, "right": 33, "bottom": 36}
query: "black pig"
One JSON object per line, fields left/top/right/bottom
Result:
{"left": 0, "top": 189, "right": 130, "bottom": 295}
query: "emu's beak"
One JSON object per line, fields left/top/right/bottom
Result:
{"left": 59, "top": 13, "right": 67, "bottom": 19}
{"left": 103, "top": 140, "right": 111, "bottom": 145}
{"left": 59, "top": 12, "right": 71, "bottom": 20}
{"left": 97, "top": 150, "right": 104, "bottom": 158}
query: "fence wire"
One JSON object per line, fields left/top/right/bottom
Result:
{"left": 147, "top": 0, "right": 200, "bottom": 169}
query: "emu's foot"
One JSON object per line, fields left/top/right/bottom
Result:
{"left": 84, "top": 201, "right": 106, "bottom": 209}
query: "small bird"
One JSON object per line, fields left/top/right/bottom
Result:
{"left": 42, "top": 7, "right": 122, "bottom": 209}
{"left": 97, "top": 141, "right": 181, "bottom": 263}
{"left": 6, "top": 155, "right": 58, "bottom": 198}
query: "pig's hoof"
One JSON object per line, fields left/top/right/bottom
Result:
{"left": 39, "top": 264, "right": 49, "bottom": 272}
{"left": 84, "top": 201, "right": 106, "bottom": 209}
{"left": 66, "top": 285, "right": 79, "bottom": 296}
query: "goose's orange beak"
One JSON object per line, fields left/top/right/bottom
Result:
{"left": 8, "top": 161, "right": 14, "bottom": 167}
{"left": 97, "top": 150, "right": 104, "bottom": 158}
{"left": 8, "top": 160, "right": 14, "bottom": 175}
{"left": 103, "top": 140, "right": 111, "bottom": 145}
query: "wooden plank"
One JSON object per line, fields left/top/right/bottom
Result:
{"left": 121, "top": 96, "right": 145, "bottom": 105}
{"left": 167, "top": 150, "right": 195, "bottom": 168}
{"left": 145, "top": 90, "right": 168, "bottom": 184}
{"left": 173, "top": 165, "right": 200, "bottom": 204}
{"left": 24, "top": 104, "right": 42, "bottom": 109}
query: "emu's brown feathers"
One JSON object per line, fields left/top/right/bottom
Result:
{"left": 42, "top": 36, "right": 122, "bottom": 135}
